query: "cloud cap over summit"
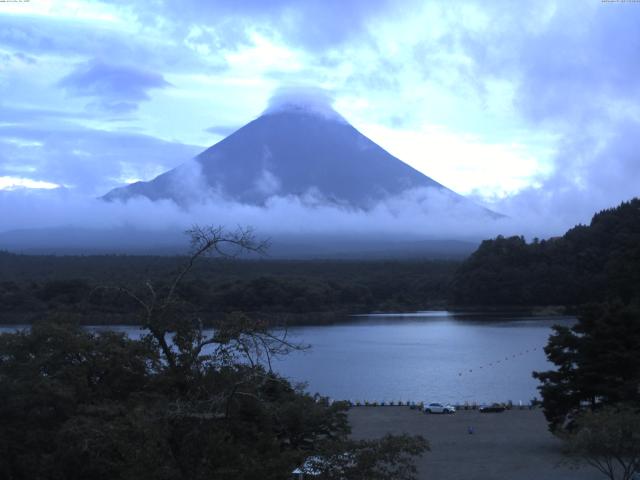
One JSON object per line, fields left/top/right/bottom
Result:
{"left": 263, "top": 86, "right": 344, "bottom": 121}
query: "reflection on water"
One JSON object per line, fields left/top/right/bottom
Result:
{"left": 0, "top": 312, "right": 574, "bottom": 404}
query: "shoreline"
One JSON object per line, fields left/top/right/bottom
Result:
{"left": 0, "top": 307, "right": 575, "bottom": 327}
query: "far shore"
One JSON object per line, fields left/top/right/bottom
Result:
{"left": 349, "top": 406, "right": 601, "bottom": 480}
{"left": 0, "top": 306, "right": 575, "bottom": 327}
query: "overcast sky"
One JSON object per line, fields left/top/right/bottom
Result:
{"left": 0, "top": 0, "right": 639, "bottom": 235}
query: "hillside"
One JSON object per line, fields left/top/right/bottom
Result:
{"left": 451, "top": 198, "right": 640, "bottom": 307}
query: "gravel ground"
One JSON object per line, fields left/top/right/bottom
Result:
{"left": 348, "top": 407, "right": 604, "bottom": 480}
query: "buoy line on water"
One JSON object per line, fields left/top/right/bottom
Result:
{"left": 456, "top": 346, "right": 541, "bottom": 377}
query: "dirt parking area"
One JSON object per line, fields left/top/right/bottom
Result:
{"left": 348, "top": 407, "right": 604, "bottom": 480}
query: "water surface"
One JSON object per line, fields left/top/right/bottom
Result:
{"left": 272, "top": 312, "right": 573, "bottom": 404}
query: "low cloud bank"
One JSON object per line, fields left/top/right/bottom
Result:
{"left": 0, "top": 184, "right": 590, "bottom": 249}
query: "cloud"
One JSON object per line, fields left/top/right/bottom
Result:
{"left": 58, "top": 60, "right": 171, "bottom": 112}
{"left": 490, "top": 116, "right": 640, "bottom": 228}
{"left": 0, "top": 104, "right": 92, "bottom": 123}
{"left": 0, "top": 13, "right": 214, "bottom": 73}
{"left": 447, "top": 1, "right": 640, "bottom": 222}
{"left": 115, "top": 0, "right": 397, "bottom": 51}
{"left": 254, "top": 170, "right": 281, "bottom": 196}
{"left": 444, "top": 2, "right": 640, "bottom": 127}
{"left": 0, "top": 177, "right": 60, "bottom": 190}
{"left": 264, "top": 85, "right": 344, "bottom": 122}
{"left": 0, "top": 123, "right": 202, "bottom": 195}
{"left": 0, "top": 184, "right": 563, "bottom": 254}
{"left": 205, "top": 125, "right": 240, "bottom": 137}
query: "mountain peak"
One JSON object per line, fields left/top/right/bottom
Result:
{"left": 103, "top": 92, "right": 482, "bottom": 213}
{"left": 262, "top": 86, "right": 345, "bottom": 122}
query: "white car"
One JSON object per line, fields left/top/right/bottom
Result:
{"left": 424, "top": 402, "right": 456, "bottom": 414}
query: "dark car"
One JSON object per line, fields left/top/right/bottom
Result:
{"left": 479, "top": 404, "right": 506, "bottom": 413}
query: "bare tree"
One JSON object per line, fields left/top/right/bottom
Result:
{"left": 99, "top": 225, "right": 313, "bottom": 423}
{"left": 110, "top": 225, "right": 306, "bottom": 375}
{"left": 112, "top": 226, "right": 260, "bottom": 367}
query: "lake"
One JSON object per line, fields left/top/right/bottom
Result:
{"left": 272, "top": 312, "right": 574, "bottom": 405}
{"left": 0, "top": 311, "right": 573, "bottom": 405}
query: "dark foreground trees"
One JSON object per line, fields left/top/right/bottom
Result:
{"left": 533, "top": 303, "right": 640, "bottom": 432}
{"left": 0, "top": 227, "right": 427, "bottom": 480}
{"left": 562, "top": 406, "right": 640, "bottom": 480}
{"left": 534, "top": 303, "right": 640, "bottom": 480}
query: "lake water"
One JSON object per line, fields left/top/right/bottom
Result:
{"left": 272, "top": 312, "right": 574, "bottom": 405}
{"left": 0, "top": 312, "right": 574, "bottom": 405}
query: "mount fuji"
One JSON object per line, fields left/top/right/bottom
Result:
{"left": 103, "top": 100, "right": 477, "bottom": 212}
{"left": 0, "top": 95, "right": 499, "bottom": 257}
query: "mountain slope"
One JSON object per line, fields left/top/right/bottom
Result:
{"left": 103, "top": 108, "right": 462, "bottom": 208}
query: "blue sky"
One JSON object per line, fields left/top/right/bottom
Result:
{"left": 0, "top": 0, "right": 639, "bottom": 235}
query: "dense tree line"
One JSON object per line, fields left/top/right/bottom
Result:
{"left": 451, "top": 198, "right": 640, "bottom": 307}
{"left": 0, "top": 254, "right": 456, "bottom": 325}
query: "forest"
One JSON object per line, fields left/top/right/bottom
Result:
{"left": 451, "top": 198, "right": 640, "bottom": 308}
{"left": 0, "top": 251, "right": 456, "bottom": 326}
